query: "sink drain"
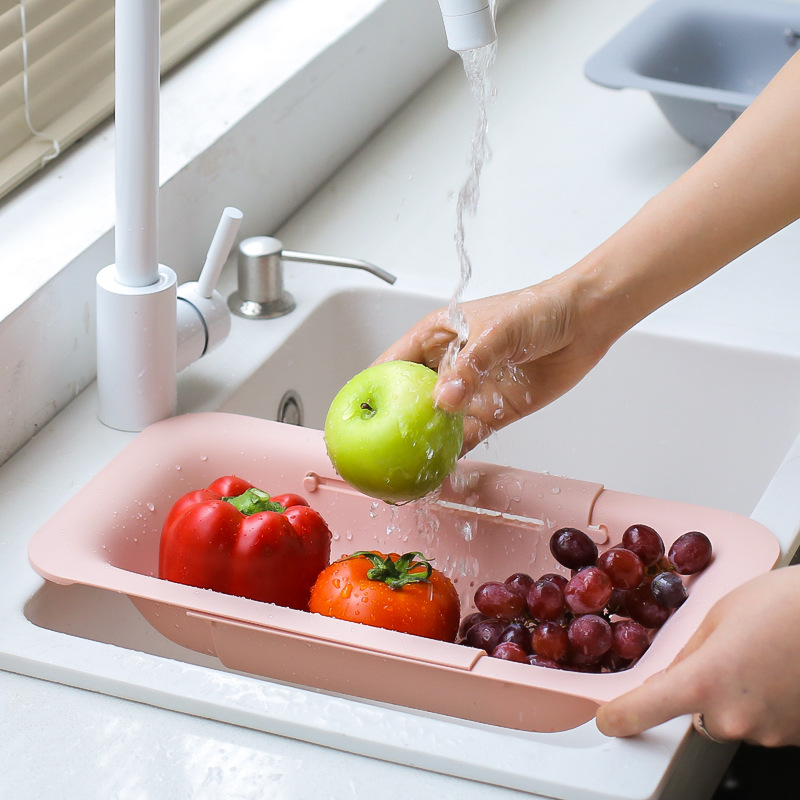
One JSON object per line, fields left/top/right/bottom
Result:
{"left": 277, "top": 390, "right": 304, "bottom": 426}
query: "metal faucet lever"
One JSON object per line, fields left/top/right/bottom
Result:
{"left": 229, "top": 236, "right": 396, "bottom": 320}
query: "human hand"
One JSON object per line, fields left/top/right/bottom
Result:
{"left": 377, "top": 274, "right": 616, "bottom": 453}
{"left": 596, "top": 564, "right": 800, "bottom": 747}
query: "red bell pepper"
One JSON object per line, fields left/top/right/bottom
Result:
{"left": 158, "top": 475, "right": 331, "bottom": 611}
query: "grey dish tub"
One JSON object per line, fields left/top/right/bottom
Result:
{"left": 585, "top": 0, "right": 800, "bottom": 149}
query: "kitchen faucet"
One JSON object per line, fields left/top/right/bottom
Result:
{"left": 96, "top": 0, "right": 241, "bottom": 432}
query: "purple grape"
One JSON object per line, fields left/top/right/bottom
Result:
{"left": 491, "top": 641, "right": 528, "bottom": 662}
{"left": 531, "top": 621, "right": 569, "bottom": 662}
{"left": 458, "top": 611, "right": 486, "bottom": 640}
{"left": 668, "top": 531, "right": 712, "bottom": 575}
{"left": 568, "top": 614, "right": 612, "bottom": 658}
{"left": 597, "top": 547, "right": 645, "bottom": 589}
{"left": 622, "top": 524, "right": 665, "bottom": 567}
{"left": 505, "top": 572, "right": 535, "bottom": 600}
{"left": 500, "top": 621, "right": 532, "bottom": 653}
{"left": 606, "top": 587, "right": 628, "bottom": 616}
{"left": 601, "top": 649, "right": 632, "bottom": 673}
{"left": 565, "top": 650, "right": 604, "bottom": 672}
{"left": 625, "top": 583, "right": 671, "bottom": 628}
{"left": 610, "top": 618, "right": 650, "bottom": 661}
{"left": 474, "top": 581, "right": 525, "bottom": 620}
{"left": 539, "top": 572, "right": 569, "bottom": 591}
{"left": 527, "top": 654, "right": 561, "bottom": 669}
{"left": 564, "top": 566, "right": 613, "bottom": 614}
{"left": 464, "top": 618, "right": 506, "bottom": 651}
{"left": 549, "top": 527, "right": 598, "bottom": 570}
{"left": 650, "top": 571, "right": 688, "bottom": 608}
{"left": 526, "top": 577, "right": 566, "bottom": 621}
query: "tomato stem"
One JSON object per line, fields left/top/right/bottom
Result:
{"left": 347, "top": 550, "right": 433, "bottom": 590}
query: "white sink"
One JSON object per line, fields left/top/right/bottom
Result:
{"left": 7, "top": 284, "right": 800, "bottom": 799}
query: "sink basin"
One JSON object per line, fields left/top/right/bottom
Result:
{"left": 15, "top": 285, "right": 800, "bottom": 797}
{"left": 219, "top": 287, "right": 440, "bottom": 426}
{"left": 585, "top": 0, "right": 800, "bottom": 149}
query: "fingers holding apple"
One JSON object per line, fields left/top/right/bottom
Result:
{"left": 324, "top": 360, "right": 464, "bottom": 504}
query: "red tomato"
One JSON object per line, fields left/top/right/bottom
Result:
{"left": 308, "top": 551, "right": 461, "bottom": 642}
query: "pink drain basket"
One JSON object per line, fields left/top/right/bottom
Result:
{"left": 28, "top": 412, "right": 780, "bottom": 732}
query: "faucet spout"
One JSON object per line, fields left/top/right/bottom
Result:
{"left": 438, "top": 0, "right": 497, "bottom": 52}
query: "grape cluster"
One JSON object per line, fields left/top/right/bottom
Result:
{"left": 459, "top": 524, "right": 712, "bottom": 673}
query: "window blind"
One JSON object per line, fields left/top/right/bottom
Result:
{"left": 0, "top": 0, "right": 263, "bottom": 201}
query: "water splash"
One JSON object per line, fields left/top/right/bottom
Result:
{"left": 446, "top": 38, "right": 497, "bottom": 370}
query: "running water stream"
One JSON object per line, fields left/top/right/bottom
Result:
{"left": 436, "top": 30, "right": 498, "bottom": 580}
{"left": 445, "top": 37, "right": 497, "bottom": 370}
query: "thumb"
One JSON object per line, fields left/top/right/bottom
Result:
{"left": 433, "top": 334, "right": 500, "bottom": 413}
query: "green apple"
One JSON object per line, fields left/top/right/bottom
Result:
{"left": 324, "top": 360, "right": 463, "bottom": 504}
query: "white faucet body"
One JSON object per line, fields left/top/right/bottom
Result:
{"left": 96, "top": 1, "right": 239, "bottom": 432}
{"left": 96, "top": 264, "right": 179, "bottom": 431}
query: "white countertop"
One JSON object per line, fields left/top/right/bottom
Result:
{"left": 3, "top": 0, "right": 799, "bottom": 797}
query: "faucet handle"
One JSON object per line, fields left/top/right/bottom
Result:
{"left": 196, "top": 206, "right": 244, "bottom": 298}
{"left": 176, "top": 206, "right": 243, "bottom": 371}
{"left": 229, "top": 236, "right": 396, "bottom": 320}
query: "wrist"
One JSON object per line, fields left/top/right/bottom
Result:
{"left": 550, "top": 249, "right": 648, "bottom": 355}
{"left": 559, "top": 191, "right": 709, "bottom": 347}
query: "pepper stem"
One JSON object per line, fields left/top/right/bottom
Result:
{"left": 347, "top": 551, "right": 433, "bottom": 590}
{"left": 223, "top": 487, "right": 285, "bottom": 515}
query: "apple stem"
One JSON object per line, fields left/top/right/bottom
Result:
{"left": 360, "top": 401, "right": 376, "bottom": 418}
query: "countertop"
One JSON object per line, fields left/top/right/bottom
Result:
{"left": 4, "top": 1, "right": 800, "bottom": 798}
